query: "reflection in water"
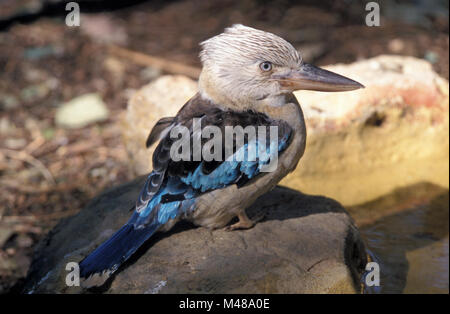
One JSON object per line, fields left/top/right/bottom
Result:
{"left": 349, "top": 183, "right": 449, "bottom": 294}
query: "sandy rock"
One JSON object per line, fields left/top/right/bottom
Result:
{"left": 22, "top": 177, "right": 367, "bottom": 294}
{"left": 292, "top": 55, "right": 449, "bottom": 205}
{"left": 55, "top": 93, "right": 109, "bottom": 129}
{"left": 122, "top": 56, "right": 449, "bottom": 206}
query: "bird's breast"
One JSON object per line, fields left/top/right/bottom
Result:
{"left": 261, "top": 98, "right": 307, "bottom": 170}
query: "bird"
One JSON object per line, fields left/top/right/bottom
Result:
{"left": 79, "top": 24, "right": 364, "bottom": 287}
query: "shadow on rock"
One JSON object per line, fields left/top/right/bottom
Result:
{"left": 22, "top": 176, "right": 367, "bottom": 294}
{"left": 349, "top": 182, "right": 449, "bottom": 294}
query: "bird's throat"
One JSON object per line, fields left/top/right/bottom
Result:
{"left": 199, "top": 74, "right": 290, "bottom": 113}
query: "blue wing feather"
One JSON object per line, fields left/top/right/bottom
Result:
{"left": 179, "top": 136, "right": 288, "bottom": 193}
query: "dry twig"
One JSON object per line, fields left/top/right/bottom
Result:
{"left": 0, "top": 148, "right": 55, "bottom": 185}
{"left": 109, "top": 45, "right": 201, "bottom": 79}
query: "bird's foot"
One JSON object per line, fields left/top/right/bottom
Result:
{"left": 225, "top": 211, "right": 265, "bottom": 231}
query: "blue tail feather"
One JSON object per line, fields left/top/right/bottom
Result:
{"left": 79, "top": 222, "right": 159, "bottom": 281}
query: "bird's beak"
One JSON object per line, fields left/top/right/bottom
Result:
{"left": 274, "top": 63, "right": 364, "bottom": 92}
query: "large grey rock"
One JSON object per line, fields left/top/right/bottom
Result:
{"left": 23, "top": 177, "right": 367, "bottom": 294}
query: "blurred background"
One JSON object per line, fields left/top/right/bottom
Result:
{"left": 0, "top": 0, "right": 448, "bottom": 293}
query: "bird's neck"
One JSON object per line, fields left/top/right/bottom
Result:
{"left": 258, "top": 93, "right": 305, "bottom": 132}
{"left": 198, "top": 70, "right": 241, "bottom": 110}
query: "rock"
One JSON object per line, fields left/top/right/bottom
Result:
{"left": 122, "top": 56, "right": 449, "bottom": 206}
{"left": 404, "top": 236, "right": 449, "bottom": 294}
{"left": 292, "top": 55, "right": 449, "bottom": 205}
{"left": 22, "top": 177, "right": 367, "bottom": 294}
{"left": 55, "top": 93, "right": 109, "bottom": 129}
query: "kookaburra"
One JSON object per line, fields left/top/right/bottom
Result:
{"left": 79, "top": 24, "right": 363, "bottom": 286}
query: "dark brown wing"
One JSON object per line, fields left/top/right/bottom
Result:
{"left": 146, "top": 117, "right": 175, "bottom": 148}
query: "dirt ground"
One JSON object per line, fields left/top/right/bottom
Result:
{"left": 0, "top": 0, "right": 448, "bottom": 293}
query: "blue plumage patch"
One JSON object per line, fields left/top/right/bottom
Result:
{"left": 135, "top": 132, "right": 290, "bottom": 227}
{"left": 180, "top": 135, "right": 288, "bottom": 191}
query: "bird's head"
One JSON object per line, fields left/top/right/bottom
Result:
{"left": 199, "top": 24, "right": 363, "bottom": 108}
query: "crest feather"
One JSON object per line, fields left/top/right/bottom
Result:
{"left": 200, "top": 24, "right": 301, "bottom": 67}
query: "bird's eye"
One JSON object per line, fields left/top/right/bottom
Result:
{"left": 259, "top": 61, "right": 272, "bottom": 72}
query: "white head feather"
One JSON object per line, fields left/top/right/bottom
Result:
{"left": 198, "top": 24, "right": 302, "bottom": 108}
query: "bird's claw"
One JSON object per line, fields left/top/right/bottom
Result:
{"left": 225, "top": 212, "right": 265, "bottom": 231}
